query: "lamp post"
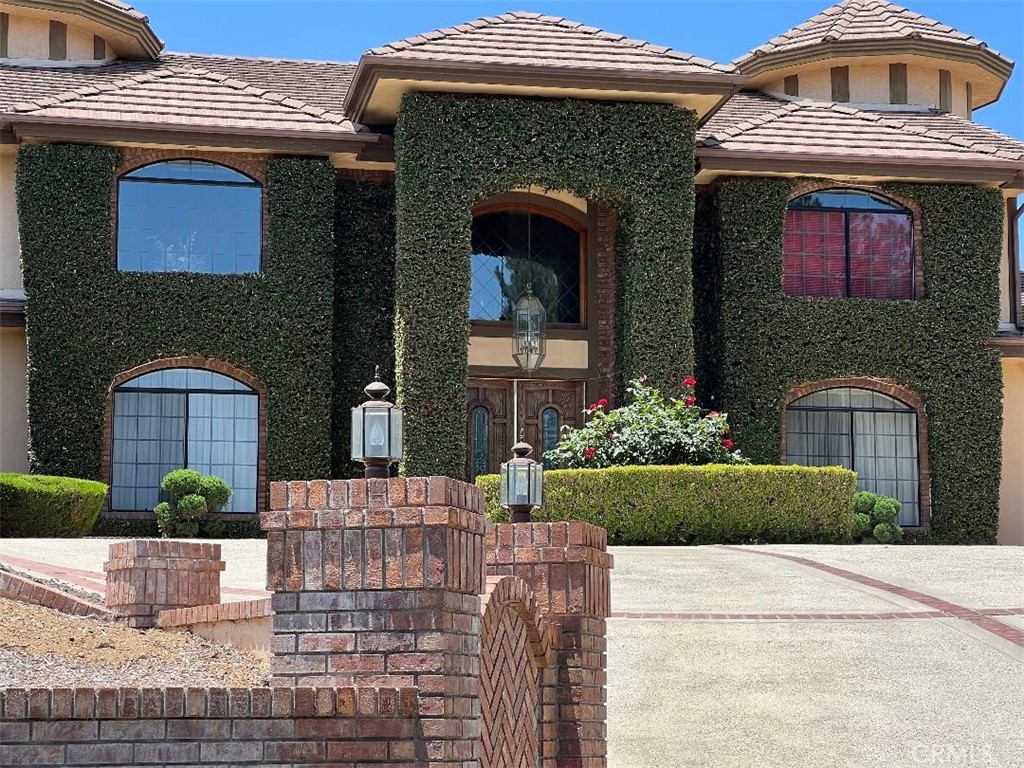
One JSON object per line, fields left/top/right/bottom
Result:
{"left": 351, "top": 366, "right": 403, "bottom": 479}
{"left": 499, "top": 436, "right": 543, "bottom": 523}
{"left": 512, "top": 285, "right": 546, "bottom": 374}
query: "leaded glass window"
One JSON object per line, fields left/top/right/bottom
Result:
{"left": 111, "top": 368, "right": 258, "bottom": 513}
{"left": 786, "top": 387, "right": 920, "bottom": 525}
{"left": 470, "top": 406, "right": 489, "bottom": 481}
{"left": 471, "top": 210, "right": 582, "bottom": 323}
{"left": 117, "top": 160, "right": 262, "bottom": 273}
{"left": 541, "top": 407, "right": 560, "bottom": 467}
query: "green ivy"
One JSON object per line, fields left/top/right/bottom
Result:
{"left": 694, "top": 177, "right": 1004, "bottom": 543}
{"left": 17, "top": 145, "right": 336, "bottom": 487}
{"left": 394, "top": 93, "right": 698, "bottom": 477}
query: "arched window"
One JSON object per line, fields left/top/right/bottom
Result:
{"left": 470, "top": 406, "right": 490, "bottom": 481}
{"left": 117, "top": 160, "right": 262, "bottom": 273}
{"left": 786, "top": 387, "right": 920, "bottom": 525}
{"left": 110, "top": 368, "right": 258, "bottom": 513}
{"left": 470, "top": 209, "right": 582, "bottom": 324}
{"left": 784, "top": 189, "right": 914, "bottom": 300}
{"left": 541, "top": 407, "right": 561, "bottom": 467}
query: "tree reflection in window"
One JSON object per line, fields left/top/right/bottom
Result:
{"left": 541, "top": 407, "right": 560, "bottom": 468}
{"left": 471, "top": 406, "right": 489, "bottom": 481}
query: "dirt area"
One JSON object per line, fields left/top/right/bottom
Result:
{"left": 0, "top": 596, "right": 269, "bottom": 688}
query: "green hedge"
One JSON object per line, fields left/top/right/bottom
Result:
{"left": 694, "top": 178, "right": 1004, "bottom": 543}
{"left": 17, "top": 145, "right": 336, "bottom": 484}
{"left": 394, "top": 94, "right": 698, "bottom": 477}
{"left": 477, "top": 464, "right": 856, "bottom": 545}
{"left": 0, "top": 473, "right": 108, "bottom": 537}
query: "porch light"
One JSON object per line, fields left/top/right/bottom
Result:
{"left": 499, "top": 437, "right": 543, "bottom": 523}
{"left": 351, "top": 366, "right": 403, "bottom": 479}
{"left": 512, "top": 285, "right": 546, "bottom": 374}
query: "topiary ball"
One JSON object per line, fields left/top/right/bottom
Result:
{"left": 871, "top": 497, "right": 900, "bottom": 525}
{"left": 199, "top": 474, "right": 232, "bottom": 510}
{"left": 851, "top": 512, "right": 872, "bottom": 538}
{"left": 153, "top": 501, "right": 174, "bottom": 538}
{"left": 853, "top": 491, "right": 879, "bottom": 516}
{"left": 873, "top": 522, "right": 903, "bottom": 544}
{"left": 161, "top": 469, "right": 203, "bottom": 500}
{"left": 176, "top": 493, "right": 209, "bottom": 521}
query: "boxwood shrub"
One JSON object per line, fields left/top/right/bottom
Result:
{"left": 0, "top": 473, "right": 108, "bottom": 537}
{"left": 477, "top": 464, "right": 856, "bottom": 545}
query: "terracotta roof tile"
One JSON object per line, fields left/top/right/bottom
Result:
{"left": 368, "top": 11, "right": 735, "bottom": 74}
{"left": 699, "top": 91, "right": 1024, "bottom": 165}
{"left": 735, "top": 0, "right": 1011, "bottom": 68}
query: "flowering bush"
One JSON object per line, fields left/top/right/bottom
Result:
{"left": 544, "top": 377, "right": 746, "bottom": 469}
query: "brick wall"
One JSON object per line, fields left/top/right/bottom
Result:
{"left": 0, "top": 571, "right": 109, "bottom": 618}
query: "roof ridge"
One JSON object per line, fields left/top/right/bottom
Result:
{"left": 163, "top": 51, "right": 358, "bottom": 67}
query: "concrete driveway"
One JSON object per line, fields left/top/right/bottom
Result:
{"left": 2, "top": 539, "right": 1022, "bottom": 768}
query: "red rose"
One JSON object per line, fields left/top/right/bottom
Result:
{"left": 597, "top": 398, "right": 608, "bottom": 407}
{"left": 708, "top": 411, "right": 719, "bottom": 417}
{"left": 722, "top": 439, "right": 734, "bottom": 450}
{"left": 685, "top": 395, "right": 697, "bottom": 406}
{"left": 683, "top": 375, "right": 697, "bottom": 388}
{"left": 588, "top": 403, "right": 597, "bottom": 410}
{"left": 585, "top": 447, "right": 597, "bottom": 459}
{"left": 607, "top": 432, "right": 615, "bottom": 439}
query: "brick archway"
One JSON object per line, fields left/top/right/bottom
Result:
{"left": 101, "top": 356, "right": 268, "bottom": 516}
{"left": 781, "top": 376, "right": 931, "bottom": 528}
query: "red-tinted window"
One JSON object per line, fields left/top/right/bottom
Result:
{"left": 784, "top": 190, "right": 914, "bottom": 299}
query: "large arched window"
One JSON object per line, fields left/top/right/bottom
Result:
{"left": 786, "top": 387, "right": 920, "bottom": 525}
{"left": 470, "top": 209, "right": 582, "bottom": 324}
{"left": 110, "top": 368, "right": 258, "bottom": 513}
{"left": 117, "top": 160, "right": 262, "bottom": 273}
{"left": 784, "top": 189, "right": 914, "bottom": 300}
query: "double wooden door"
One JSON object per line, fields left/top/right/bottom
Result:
{"left": 466, "top": 378, "right": 585, "bottom": 479}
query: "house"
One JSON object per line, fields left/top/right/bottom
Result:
{"left": 0, "top": 0, "right": 1021, "bottom": 542}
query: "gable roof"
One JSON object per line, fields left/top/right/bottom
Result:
{"left": 698, "top": 91, "right": 1024, "bottom": 180}
{"left": 366, "top": 11, "right": 735, "bottom": 75}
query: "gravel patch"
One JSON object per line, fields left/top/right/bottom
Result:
{"left": 0, "top": 596, "right": 269, "bottom": 688}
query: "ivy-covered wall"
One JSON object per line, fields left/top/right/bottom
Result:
{"left": 17, "top": 144, "right": 335, "bottom": 485}
{"left": 394, "top": 93, "right": 698, "bottom": 477}
{"left": 694, "top": 177, "right": 1004, "bottom": 543}
{"left": 332, "top": 176, "right": 396, "bottom": 478}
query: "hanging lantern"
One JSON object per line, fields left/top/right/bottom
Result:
{"left": 512, "top": 285, "right": 546, "bottom": 373}
{"left": 351, "top": 366, "right": 403, "bottom": 478}
{"left": 499, "top": 437, "right": 543, "bottom": 523}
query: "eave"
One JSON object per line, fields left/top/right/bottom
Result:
{"left": 988, "top": 336, "right": 1024, "bottom": 357}
{"left": 0, "top": 0, "right": 163, "bottom": 59}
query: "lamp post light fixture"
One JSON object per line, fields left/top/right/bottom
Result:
{"left": 351, "top": 366, "right": 403, "bottom": 479}
{"left": 499, "top": 436, "right": 543, "bottom": 523}
{"left": 512, "top": 285, "right": 546, "bottom": 374}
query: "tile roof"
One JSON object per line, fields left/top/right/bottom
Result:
{"left": 95, "top": 0, "right": 148, "bottom": 21}
{"left": 699, "top": 91, "right": 1024, "bottom": 164}
{"left": 368, "top": 11, "right": 735, "bottom": 75}
{"left": 735, "top": 0, "right": 1010, "bottom": 68}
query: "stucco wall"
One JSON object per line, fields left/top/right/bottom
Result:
{"left": 468, "top": 335, "right": 589, "bottom": 370}
{"left": 999, "top": 357, "right": 1024, "bottom": 545}
{"left": 3, "top": 12, "right": 101, "bottom": 62}
{"left": 0, "top": 150, "right": 20, "bottom": 291}
{"left": 0, "top": 327, "right": 28, "bottom": 473}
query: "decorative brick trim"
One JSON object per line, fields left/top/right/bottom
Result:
{"left": 0, "top": 571, "right": 110, "bottom": 618}
{"left": 336, "top": 167, "right": 395, "bottom": 182}
{"left": 157, "top": 597, "right": 272, "bottom": 629}
{"left": 100, "top": 355, "right": 269, "bottom": 515}
{"left": 780, "top": 376, "right": 932, "bottom": 528}
{"left": 786, "top": 180, "right": 926, "bottom": 299}
{"left": 116, "top": 147, "right": 268, "bottom": 185}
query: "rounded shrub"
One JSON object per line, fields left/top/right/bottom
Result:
{"left": 0, "top": 473, "right": 108, "bottom": 537}
{"left": 871, "top": 497, "right": 900, "bottom": 525}
{"left": 154, "top": 501, "right": 174, "bottom": 538}
{"left": 161, "top": 469, "right": 202, "bottom": 500}
{"left": 853, "top": 491, "right": 880, "bottom": 516}
{"left": 873, "top": 522, "right": 904, "bottom": 544}
{"left": 176, "top": 494, "right": 208, "bottom": 521}
{"left": 198, "top": 475, "right": 232, "bottom": 510}
{"left": 851, "top": 512, "right": 873, "bottom": 539}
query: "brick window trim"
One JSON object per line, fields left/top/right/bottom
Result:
{"left": 780, "top": 376, "right": 932, "bottom": 529}
{"left": 112, "top": 148, "right": 269, "bottom": 272}
{"left": 785, "top": 181, "right": 926, "bottom": 301}
{"left": 100, "top": 355, "right": 269, "bottom": 517}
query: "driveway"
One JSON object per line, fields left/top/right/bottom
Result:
{"left": 2, "top": 539, "right": 1022, "bottom": 767}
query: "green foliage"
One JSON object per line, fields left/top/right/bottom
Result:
{"left": 155, "top": 469, "right": 233, "bottom": 538}
{"left": 198, "top": 475, "right": 232, "bottom": 510}
{"left": 89, "top": 517, "right": 266, "bottom": 539}
{"left": 545, "top": 377, "right": 746, "bottom": 468}
{"left": 873, "top": 522, "right": 904, "bottom": 544}
{"left": 0, "top": 473, "right": 108, "bottom": 537}
{"left": 394, "top": 94, "right": 698, "bottom": 477}
{"left": 333, "top": 177, "right": 397, "bottom": 478}
{"left": 853, "top": 491, "right": 880, "bottom": 516}
{"left": 17, "top": 145, "right": 335, "bottom": 488}
{"left": 478, "top": 464, "right": 855, "bottom": 545}
{"left": 694, "top": 178, "right": 1004, "bottom": 543}
{"left": 851, "top": 512, "right": 873, "bottom": 538}
{"left": 871, "top": 497, "right": 900, "bottom": 526}
{"left": 161, "top": 469, "right": 202, "bottom": 499}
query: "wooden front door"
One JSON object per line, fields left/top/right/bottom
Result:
{"left": 467, "top": 378, "right": 585, "bottom": 479}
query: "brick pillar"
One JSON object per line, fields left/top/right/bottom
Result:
{"left": 104, "top": 540, "right": 224, "bottom": 628}
{"left": 486, "top": 521, "right": 613, "bottom": 768}
{"left": 263, "top": 476, "right": 486, "bottom": 766}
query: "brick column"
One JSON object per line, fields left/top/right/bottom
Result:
{"left": 486, "top": 521, "right": 612, "bottom": 768}
{"left": 263, "top": 476, "right": 486, "bottom": 766}
{"left": 104, "top": 540, "right": 224, "bottom": 628}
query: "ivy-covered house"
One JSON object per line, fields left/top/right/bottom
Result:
{"left": 0, "top": 0, "right": 1021, "bottom": 543}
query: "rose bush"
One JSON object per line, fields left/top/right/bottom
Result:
{"left": 544, "top": 377, "right": 746, "bottom": 469}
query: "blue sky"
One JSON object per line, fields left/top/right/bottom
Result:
{"left": 143, "top": 0, "right": 1023, "bottom": 138}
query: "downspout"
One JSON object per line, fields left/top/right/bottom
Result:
{"left": 1011, "top": 195, "right": 1023, "bottom": 330}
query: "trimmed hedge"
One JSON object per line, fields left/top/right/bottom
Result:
{"left": 0, "top": 473, "right": 108, "bottom": 537}
{"left": 394, "top": 94, "right": 698, "bottom": 477}
{"left": 17, "top": 145, "right": 336, "bottom": 484}
{"left": 694, "top": 178, "right": 1004, "bottom": 543}
{"left": 477, "top": 464, "right": 856, "bottom": 545}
